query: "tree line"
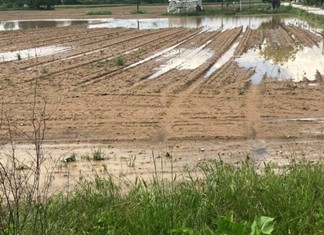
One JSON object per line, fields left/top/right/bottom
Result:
{"left": 64, "top": 0, "right": 323, "bottom": 7}
{"left": 0, "top": 0, "right": 233, "bottom": 9}
{"left": 1, "top": 0, "right": 323, "bottom": 10}
{"left": 0, "top": 0, "right": 61, "bottom": 9}
{"left": 61, "top": 0, "right": 242, "bottom": 4}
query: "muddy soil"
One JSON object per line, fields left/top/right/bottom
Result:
{"left": 0, "top": 7, "right": 323, "bottom": 191}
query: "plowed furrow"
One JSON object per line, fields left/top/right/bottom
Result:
{"left": 287, "top": 25, "right": 321, "bottom": 47}
{"left": 0, "top": 24, "right": 90, "bottom": 48}
{"left": 129, "top": 27, "right": 242, "bottom": 95}
{"left": 72, "top": 29, "right": 203, "bottom": 89}
{"left": 234, "top": 28, "right": 264, "bottom": 56}
{"left": 6, "top": 29, "right": 196, "bottom": 96}
{"left": 2, "top": 28, "right": 131, "bottom": 52}
{"left": 14, "top": 28, "right": 176, "bottom": 73}
{"left": 122, "top": 29, "right": 223, "bottom": 93}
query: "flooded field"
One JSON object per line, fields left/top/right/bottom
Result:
{"left": 0, "top": 19, "right": 99, "bottom": 31}
{"left": 0, "top": 10, "right": 323, "bottom": 189}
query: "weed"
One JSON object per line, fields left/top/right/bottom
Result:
{"left": 16, "top": 52, "right": 21, "bottom": 60}
{"left": 81, "top": 153, "right": 91, "bottom": 161}
{"left": 41, "top": 67, "right": 49, "bottom": 74}
{"left": 63, "top": 152, "right": 77, "bottom": 163}
{"left": 171, "top": 213, "right": 275, "bottom": 235}
{"left": 126, "top": 154, "right": 136, "bottom": 168}
{"left": 4, "top": 76, "right": 11, "bottom": 82}
{"left": 115, "top": 56, "right": 125, "bottom": 66}
{"left": 92, "top": 148, "right": 105, "bottom": 161}
{"left": 39, "top": 75, "right": 45, "bottom": 80}
{"left": 15, "top": 163, "right": 29, "bottom": 171}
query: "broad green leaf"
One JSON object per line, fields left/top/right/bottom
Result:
{"left": 258, "top": 216, "right": 274, "bottom": 234}
{"left": 250, "top": 220, "right": 261, "bottom": 235}
{"left": 169, "top": 227, "right": 200, "bottom": 235}
{"left": 250, "top": 216, "right": 274, "bottom": 235}
{"left": 216, "top": 213, "right": 247, "bottom": 235}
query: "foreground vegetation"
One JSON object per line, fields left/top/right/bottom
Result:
{"left": 1, "top": 157, "right": 323, "bottom": 234}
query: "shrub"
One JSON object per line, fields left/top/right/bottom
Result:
{"left": 86, "top": 10, "right": 112, "bottom": 15}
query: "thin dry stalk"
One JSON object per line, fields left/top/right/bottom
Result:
{"left": 0, "top": 77, "right": 55, "bottom": 234}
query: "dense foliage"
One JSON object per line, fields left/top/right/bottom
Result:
{"left": 1, "top": 160, "right": 323, "bottom": 234}
{"left": 2, "top": 0, "right": 324, "bottom": 9}
{"left": 0, "top": 0, "right": 61, "bottom": 9}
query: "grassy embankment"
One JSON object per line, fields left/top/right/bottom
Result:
{"left": 2, "top": 156, "right": 323, "bottom": 234}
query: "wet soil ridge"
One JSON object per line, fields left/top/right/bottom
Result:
{"left": 0, "top": 19, "right": 323, "bottom": 143}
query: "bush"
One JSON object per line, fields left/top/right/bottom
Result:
{"left": 86, "top": 10, "right": 112, "bottom": 15}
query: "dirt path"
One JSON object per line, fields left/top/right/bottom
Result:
{"left": 244, "top": 85, "right": 261, "bottom": 140}
{"left": 161, "top": 70, "right": 208, "bottom": 140}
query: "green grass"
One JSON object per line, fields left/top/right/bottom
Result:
{"left": 295, "top": 8, "right": 324, "bottom": 28}
{"left": 131, "top": 9, "right": 147, "bottom": 14}
{"left": 92, "top": 148, "right": 105, "bottom": 161}
{"left": 6, "top": 159, "right": 323, "bottom": 234}
{"left": 173, "top": 5, "right": 296, "bottom": 16}
{"left": 56, "top": 4, "right": 130, "bottom": 9}
{"left": 86, "top": 10, "right": 112, "bottom": 15}
{"left": 115, "top": 56, "right": 125, "bottom": 66}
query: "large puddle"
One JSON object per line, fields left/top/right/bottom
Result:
{"left": 236, "top": 39, "right": 324, "bottom": 84}
{"left": 0, "top": 45, "right": 70, "bottom": 62}
{"left": 0, "top": 16, "right": 317, "bottom": 32}
{"left": 121, "top": 16, "right": 323, "bottom": 82}
{"left": 149, "top": 40, "right": 213, "bottom": 79}
{"left": 0, "top": 19, "right": 110, "bottom": 31}
{"left": 205, "top": 41, "right": 239, "bottom": 78}
{"left": 88, "top": 16, "right": 317, "bottom": 31}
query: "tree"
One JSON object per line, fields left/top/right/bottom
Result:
{"left": 272, "top": 0, "right": 280, "bottom": 9}
{"left": 26, "top": 0, "right": 60, "bottom": 9}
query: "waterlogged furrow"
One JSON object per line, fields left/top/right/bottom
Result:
{"left": 15, "top": 28, "right": 171, "bottom": 72}
{"left": 78, "top": 28, "right": 206, "bottom": 93}
{"left": 264, "top": 25, "right": 295, "bottom": 46}
{"left": 285, "top": 25, "right": 321, "bottom": 47}
{"left": 10, "top": 29, "right": 196, "bottom": 97}
{"left": 129, "top": 27, "right": 242, "bottom": 95}
{"left": 72, "top": 28, "right": 199, "bottom": 88}
{"left": 199, "top": 27, "right": 243, "bottom": 79}
{"left": 236, "top": 28, "right": 264, "bottom": 56}
{"left": 0, "top": 24, "right": 90, "bottom": 50}
{"left": 1, "top": 17, "right": 324, "bottom": 144}
{"left": 122, "top": 30, "right": 220, "bottom": 93}
{"left": 0, "top": 45, "right": 70, "bottom": 62}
